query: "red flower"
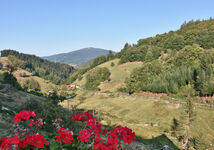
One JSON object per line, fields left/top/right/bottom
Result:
{"left": 0, "top": 137, "right": 11, "bottom": 150}
{"left": 18, "top": 138, "right": 28, "bottom": 149}
{"left": 26, "top": 134, "right": 49, "bottom": 148}
{"left": 102, "top": 129, "right": 109, "bottom": 135}
{"left": 55, "top": 127, "right": 74, "bottom": 144}
{"left": 28, "top": 118, "right": 43, "bottom": 127}
{"left": 111, "top": 126, "right": 135, "bottom": 144}
{"left": 13, "top": 115, "right": 21, "bottom": 123}
{"left": 71, "top": 112, "right": 94, "bottom": 122}
{"left": 58, "top": 118, "right": 62, "bottom": 121}
{"left": 0, "top": 136, "right": 20, "bottom": 150}
{"left": 13, "top": 110, "right": 36, "bottom": 123}
{"left": 77, "top": 129, "right": 92, "bottom": 143}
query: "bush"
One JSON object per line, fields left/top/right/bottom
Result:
{"left": 0, "top": 63, "right": 3, "bottom": 70}
{"left": 90, "top": 55, "right": 107, "bottom": 68}
{"left": 45, "top": 90, "right": 65, "bottom": 105}
{"left": 85, "top": 67, "right": 111, "bottom": 91}
{"left": 110, "top": 62, "right": 115, "bottom": 67}
{"left": 23, "top": 78, "right": 41, "bottom": 92}
{"left": 2, "top": 72, "right": 22, "bottom": 90}
{"left": 125, "top": 60, "right": 163, "bottom": 94}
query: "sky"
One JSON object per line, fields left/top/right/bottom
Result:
{"left": 0, "top": 0, "right": 213, "bottom": 56}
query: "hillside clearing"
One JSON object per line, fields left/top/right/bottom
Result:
{"left": 74, "top": 59, "right": 143, "bottom": 92}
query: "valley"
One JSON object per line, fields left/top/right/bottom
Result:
{"left": 1, "top": 19, "right": 214, "bottom": 150}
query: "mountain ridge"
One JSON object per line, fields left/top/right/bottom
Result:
{"left": 43, "top": 47, "right": 116, "bottom": 65}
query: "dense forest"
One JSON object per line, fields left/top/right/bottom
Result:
{"left": 1, "top": 50, "right": 75, "bottom": 84}
{"left": 116, "top": 19, "right": 214, "bottom": 96}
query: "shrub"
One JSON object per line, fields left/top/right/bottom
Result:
{"left": 110, "top": 62, "right": 115, "bottom": 67}
{"left": 0, "top": 63, "right": 3, "bottom": 70}
{"left": 23, "top": 78, "right": 41, "bottom": 92}
{"left": 2, "top": 72, "right": 22, "bottom": 90}
{"left": 85, "top": 67, "right": 111, "bottom": 91}
{"left": 90, "top": 55, "right": 107, "bottom": 68}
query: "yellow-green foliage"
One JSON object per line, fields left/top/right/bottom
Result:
{"left": 23, "top": 78, "right": 41, "bottom": 91}
{"left": 8, "top": 55, "right": 25, "bottom": 67}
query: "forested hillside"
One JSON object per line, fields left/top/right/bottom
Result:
{"left": 116, "top": 19, "right": 214, "bottom": 63}
{"left": 1, "top": 50, "right": 75, "bottom": 84}
{"left": 115, "top": 19, "right": 214, "bottom": 96}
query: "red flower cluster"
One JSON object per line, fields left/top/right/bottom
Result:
{"left": 25, "top": 134, "right": 49, "bottom": 148}
{"left": 13, "top": 110, "right": 36, "bottom": 123}
{"left": 1, "top": 110, "right": 135, "bottom": 150}
{"left": 71, "top": 112, "right": 94, "bottom": 122}
{"left": 0, "top": 134, "right": 49, "bottom": 149}
{"left": 0, "top": 136, "right": 19, "bottom": 150}
{"left": 72, "top": 112, "right": 135, "bottom": 150}
{"left": 111, "top": 126, "right": 135, "bottom": 144}
{"left": 77, "top": 129, "right": 92, "bottom": 142}
{"left": 28, "top": 118, "right": 43, "bottom": 127}
{"left": 55, "top": 127, "right": 74, "bottom": 144}
{"left": 93, "top": 125, "right": 135, "bottom": 150}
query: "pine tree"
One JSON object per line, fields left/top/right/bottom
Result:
{"left": 178, "top": 97, "right": 196, "bottom": 149}
{"left": 170, "top": 118, "right": 179, "bottom": 137}
{"left": 0, "top": 62, "right": 3, "bottom": 70}
{"left": 107, "top": 50, "right": 114, "bottom": 60}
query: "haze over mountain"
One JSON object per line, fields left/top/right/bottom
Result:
{"left": 43, "top": 47, "right": 115, "bottom": 65}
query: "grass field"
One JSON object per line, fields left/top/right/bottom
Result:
{"left": 61, "top": 90, "right": 214, "bottom": 149}
{"left": 74, "top": 59, "right": 143, "bottom": 92}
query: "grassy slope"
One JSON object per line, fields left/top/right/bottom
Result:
{"left": 63, "top": 58, "right": 214, "bottom": 149}
{"left": 0, "top": 71, "right": 48, "bottom": 136}
{"left": 75, "top": 59, "right": 143, "bottom": 92}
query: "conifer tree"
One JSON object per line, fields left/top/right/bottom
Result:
{"left": 177, "top": 97, "right": 196, "bottom": 149}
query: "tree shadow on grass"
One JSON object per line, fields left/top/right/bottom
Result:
{"left": 80, "top": 108, "right": 179, "bottom": 150}
{"left": 135, "top": 134, "right": 179, "bottom": 150}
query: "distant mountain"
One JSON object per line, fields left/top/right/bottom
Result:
{"left": 43, "top": 47, "right": 115, "bottom": 65}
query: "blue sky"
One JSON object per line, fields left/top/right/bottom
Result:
{"left": 0, "top": 0, "right": 213, "bottom": 56}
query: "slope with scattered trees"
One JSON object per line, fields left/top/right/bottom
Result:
{"left": 1, "top": 50, "right": 75, "bottom": 84}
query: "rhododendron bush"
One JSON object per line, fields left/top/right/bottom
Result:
{"left": 0, "top": 110, "right": 135, "bottom": 150}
